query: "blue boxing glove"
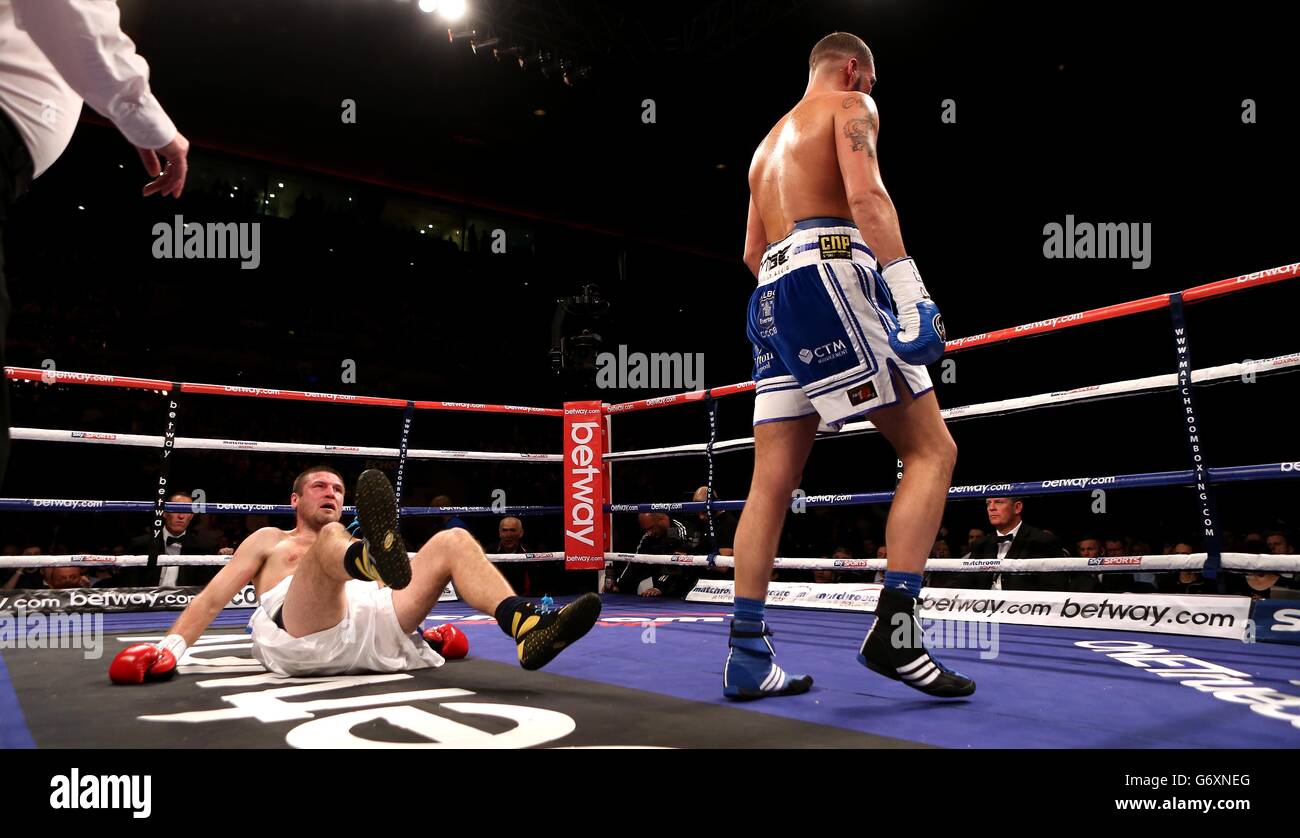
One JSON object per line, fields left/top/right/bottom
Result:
{"left": 879, "top": 257, "right": 947, "bottom": 366}
{"left": 346, "top": 515, "right": 363, "bottom": 540}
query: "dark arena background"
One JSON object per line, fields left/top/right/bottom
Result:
{"left": 0, "top": 0, "right": 1296, "bottom": 800}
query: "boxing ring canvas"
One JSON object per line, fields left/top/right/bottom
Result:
{"left": 3, "top": 595, "right": 1296, "bottom": 749}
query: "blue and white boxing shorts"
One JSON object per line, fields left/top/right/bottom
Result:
{"left": 748, "top": 217, "right": 933, "bottom": 431}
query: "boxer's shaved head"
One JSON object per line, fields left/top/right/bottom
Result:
{"left": 809, "top": 32, "right": 873, "bottom": 72}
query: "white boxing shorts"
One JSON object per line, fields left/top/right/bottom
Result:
{"left": 249, "top": 575, "right": 443, "bottom": 677}
{"left": 748, "top": 217, "right": 933, "bottom": 431}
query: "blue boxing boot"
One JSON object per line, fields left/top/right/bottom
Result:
{"left": 723, "top": 597, "right": 812, "bottom": 700}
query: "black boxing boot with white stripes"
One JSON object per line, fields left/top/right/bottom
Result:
{"left": 857, "top": 586, "right": 976, "bottom": 698}
{"left": 723, "top": 619, "right": 813, "bottom": 701}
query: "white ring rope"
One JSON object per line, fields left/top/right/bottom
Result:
{"left": 15, "top": 357, "right": 1295, "bottom": 466}
{"left": 605, "top": 352, "right": 1300, "bottom": 462}
{"left": 600, "top": 552, "right": 1300, "bottom": 573}
{"left": 0, "top": 552, "right": 567, "bottom": 570}
{"left": 8, "top": 428, "right": 561, "bottom": 463}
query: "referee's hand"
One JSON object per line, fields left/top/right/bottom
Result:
{"left": 138, "top": 131, "right": 190, "bottom": 198}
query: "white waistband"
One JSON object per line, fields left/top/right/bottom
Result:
{"left": 757, "top": 224, "right": 878, "bottom": 286}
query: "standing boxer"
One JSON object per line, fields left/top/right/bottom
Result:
{"left": 724, "top": 32, "right": 974, "bottom": 700}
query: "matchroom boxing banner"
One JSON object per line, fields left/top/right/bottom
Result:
{"left": 562, "top": 401, "right": 607, "bottom": 571}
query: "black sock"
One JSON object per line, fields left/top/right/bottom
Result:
{"left": 343, "top": 540, "right": 379, "bottom": 582}
{"left": 876, "top": 584, "right": 916, "bottom": 617}
{"left": 872, "top": 586, "right": 922, "bottom": 656}
{"left": 494, "top": 596, "right": 535, "bottom": 638}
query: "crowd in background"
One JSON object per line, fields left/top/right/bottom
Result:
{"left": 6, "top": 484, "right": 1294, "bottom": 602}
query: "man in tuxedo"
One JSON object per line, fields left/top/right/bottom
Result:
{"left": 932, "top": 497, "right": 1089, "bottom": 591}
{"left": 122, "top": 491, "right": 220, "bottom": 587}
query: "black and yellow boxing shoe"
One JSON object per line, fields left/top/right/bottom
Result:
{"left": 497, "top": 593, "right": 602, "bottom": 671}
{"left": 347, "top": 469, "right": 412, "bottom": 590}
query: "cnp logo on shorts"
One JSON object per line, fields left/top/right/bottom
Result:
{"left": 816, "top": 233, "right": 847, "bottom": 259}
{"left": 818, "top": 234, "right": 852, "bottom": 260}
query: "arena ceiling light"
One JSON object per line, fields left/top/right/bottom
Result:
{"left": 420, "top": 0, "right": 468, "bottom": 21}
{"left": 438, "top": 0, "right": 468, "bottom": 22}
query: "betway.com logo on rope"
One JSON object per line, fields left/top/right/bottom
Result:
{"left": 1040, "top": 476, "right": 1117, "bottom": 489}
{"left": 222, "top": 386, "right": 281, "bottom": 397}
{"left": 303, "top": 392, "right": 358, "bottom": 402}
{"left": 32, "top": 499, "right": 104, "bottom": 509}
{"left": 1014, "top": 312, "right": 1087, "bottom": 333}
{"left": 1235, "top": 262, "right": 1300, "bottom": 283}
{"left": 50, "top": 372, "right": 116, "bottom": 384}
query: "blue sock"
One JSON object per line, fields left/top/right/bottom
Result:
{"left": 734, "top": 596, "right": 766, "bottom": 624}
{"left": 883, "top": 571, "right": 923, "bottom": 598}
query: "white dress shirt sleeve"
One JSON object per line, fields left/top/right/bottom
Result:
{"left": 12, "top": 0, "right": 176, "bottom": 150}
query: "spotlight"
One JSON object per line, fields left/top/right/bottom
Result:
{"left": 439, "top": 0, "right": 467, "bottom": 22}
{"left": 470, "top": 37, "right": 499, "bottom": 55}
{"left": 493, "top": 45, "right": 520, "bottom": 62}
{"left": 447, "top": 28, "right": 476, "bottom": 44}
{"left": 417, "top": 0, "right": 439, "bottom": 12}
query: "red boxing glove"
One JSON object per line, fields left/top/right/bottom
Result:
{"left": 423, "top": 623, "right": 469, "bottom": 659}
{"left": 109, "top": 643, "right": 178, "bottom": 685}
